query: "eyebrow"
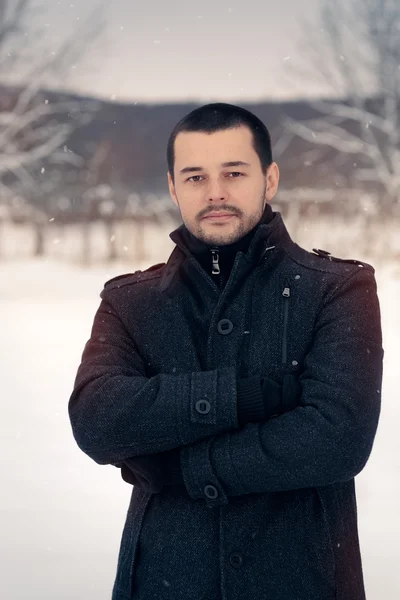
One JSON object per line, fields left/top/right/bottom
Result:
{"left": 179, "top": 161, "right": 251, "bottom": 175}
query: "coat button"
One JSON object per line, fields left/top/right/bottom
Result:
{"left": 204, "top": 484, "right": 219, "bottom": 499}
{"left": 217, "top": 318, "right": 233, "bottom": 335}
{"left": 229, "top": 552, "right": 244, "bottom": 568}
{"left": 195, "top": 399, "right": 211, "bottom": 414}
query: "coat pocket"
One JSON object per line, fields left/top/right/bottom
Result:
{"left": 112, "top": 486, "right": 153, "bottom": 598}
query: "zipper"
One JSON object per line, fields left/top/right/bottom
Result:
{"left": 282, "top": 286, "right": 290, "bottom": 363}
{"left": 211, "top": 248, "right": 220, "bottom": 274}
{"left": 210, "top": 248, "right": 224, "bottom": 290}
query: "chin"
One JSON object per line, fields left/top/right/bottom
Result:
{"left": 203, "top": 231, "right": 242, "bottom": 247}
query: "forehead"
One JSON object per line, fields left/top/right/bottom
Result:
{"left": 174, "top": 126, "right": 257, "bottom": 167}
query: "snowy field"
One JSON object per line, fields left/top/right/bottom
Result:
{"left": 1, "top": 225, "right": 399, "bottom": 600}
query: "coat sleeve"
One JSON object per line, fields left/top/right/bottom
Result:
{"left": 68, "top": 295, "right": 238, "bottom": 465}
{"left": 179, "top": 266, "right": 384, "bottom": 507}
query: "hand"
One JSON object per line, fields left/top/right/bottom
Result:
{"left": 262, "top": 374, "right": 301, "bottom": 418}
{"left": 237, "top": 374, "right": 302, "bottom": 426}
{"left": 120, "top": 455, "right": 164, "bottom": 493}
{"left": 120, "top": 447, "right": 184, "bottom": 493}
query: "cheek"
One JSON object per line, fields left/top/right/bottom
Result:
{"left": 179, "top": 190, "right": 201, "bottom": 210}
{"left": 234, "top": 180, "right": 258, "bottom": 197}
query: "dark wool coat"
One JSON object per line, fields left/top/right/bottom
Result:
{"left": 68, "top": 210, "right": 384, "bottom": 600}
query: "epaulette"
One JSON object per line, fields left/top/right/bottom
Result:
{"left": 311, "top": 248, "right": 373, "bottom": 271}
{"left": 102, "top": 262, "right": 166, "bottom": 291}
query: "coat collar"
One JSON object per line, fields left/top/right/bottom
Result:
{"left": 160, "top": 209, "right": 293, "bottom": 293}
{"left": 169, "top": 203, "right": 275, "bottom": 259}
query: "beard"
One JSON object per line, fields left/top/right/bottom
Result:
{"left": 178, "top": 183, "right": 267, "bottom": 247}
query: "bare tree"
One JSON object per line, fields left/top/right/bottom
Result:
{"left": 0, "top": 0, "right": 104, "bottom": 199}
{"left": 281, "top": 0, "right": 400, "bottom": 211}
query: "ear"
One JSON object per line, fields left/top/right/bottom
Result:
{"left": 265, "top": 162, "right": 280, "bottom": 202}
{"left": 167, "top": 171, "right": 178, "bottom": 207}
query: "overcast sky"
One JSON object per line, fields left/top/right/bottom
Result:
{"left": 27, "top": 0, "right": 324, "bottom": 103}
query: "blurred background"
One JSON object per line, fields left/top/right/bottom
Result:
{"left": 0, "top": 0, "right": 399, "bottom": 598}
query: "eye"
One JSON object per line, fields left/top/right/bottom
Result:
{"left": 186, "top": 172, "right": 244, "bottom": 182}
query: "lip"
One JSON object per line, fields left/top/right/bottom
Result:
{"left": 203, "top": 213, "right": 236, "bottom": 220}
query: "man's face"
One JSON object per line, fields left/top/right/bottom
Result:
{"left": 167, "top": 125, "right": 279, "bottom": 246}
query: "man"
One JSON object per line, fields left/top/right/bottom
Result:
{"left": 68, "top": 103, "right": 384, "bottom": 600}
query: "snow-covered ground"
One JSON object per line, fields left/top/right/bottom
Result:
{"left": 1, "top": 245, "right": 399, "bottom": 600}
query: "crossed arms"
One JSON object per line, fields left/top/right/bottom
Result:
{"left": 68, "top": 267, "right": 383, "bottom": 502}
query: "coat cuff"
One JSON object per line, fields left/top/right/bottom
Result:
{"left": 187, "top": 367, "right": 238, "bottom": 431}
{"left": 180, "top": 437, "right": 229, "bottom": 508}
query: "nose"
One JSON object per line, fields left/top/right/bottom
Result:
{"left": 206, "top": 178, "right": 227, "bottom": 202}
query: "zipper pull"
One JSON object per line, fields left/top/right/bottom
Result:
{"left": 211, "top": 248, "right": 220, "bottom": 275}
{"left": 282, "top": 287, "right": 290, "bottom": 297}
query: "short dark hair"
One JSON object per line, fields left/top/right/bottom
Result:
{"left": 167, "top": 102, "right": 273, "bottom": 184}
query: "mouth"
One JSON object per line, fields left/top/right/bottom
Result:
{"left": 202, "top": 213, "right": 236, "bottom": 221}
